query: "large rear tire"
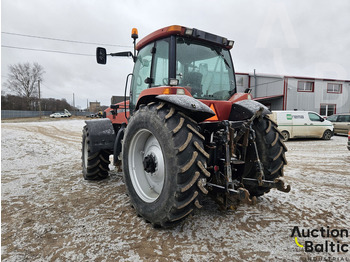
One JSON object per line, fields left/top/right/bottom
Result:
{"left": 122, "top": 102, "right": 209, "bottom": 228}
{"left": 82, "top": 126, "right": 110, "bottom": 180}
{"left": 243, "top": 116, "right": 288, "bottom": 196}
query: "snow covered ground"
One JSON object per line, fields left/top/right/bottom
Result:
{"left": 1, "top": 119, "right": 349, "bottom": 261}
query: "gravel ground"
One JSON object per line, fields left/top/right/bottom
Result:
{"left": 1, "top": 119, "right": 349, "bottom": 261}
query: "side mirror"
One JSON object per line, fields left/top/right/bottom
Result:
{"left": 96, "top": 47, "right": 107, "bottom": 64}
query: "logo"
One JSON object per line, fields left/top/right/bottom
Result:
{"left": 291, "top": 226, "right": 349, "bottom": 253}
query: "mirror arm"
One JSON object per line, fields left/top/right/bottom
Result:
{"left": 109, "top": 51, "right": 134, "bottom": 58}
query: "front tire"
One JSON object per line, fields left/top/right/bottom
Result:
{"left": 122, "top": 103, "right": 209, "bottom": 228}
{"left": 82, "top": 126, "right": 110, "bottom": 180}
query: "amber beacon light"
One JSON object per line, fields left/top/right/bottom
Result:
{"left": 131, "top": 28, "right": 138, "bottom": 39}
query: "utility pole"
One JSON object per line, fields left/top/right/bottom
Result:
{"left": 73, "top": 93, "right": 75, "bottom": 116}
{"left": 254, "top": 69, "right": 257, "bottom": 91}
{"left": 38, "top": 80, "right": 42, "bottom": 119}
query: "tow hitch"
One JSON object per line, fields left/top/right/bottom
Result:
{"left": 206, "top": 182, "right": 257, "bottom": 205}
{"left": 243, "top": 178, "right": 291, "bottom": 193}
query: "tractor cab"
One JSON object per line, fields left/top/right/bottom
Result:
{"left": 130, "top": 25, "right": 236, "bottom": 110}
{"left": 97, "top": 25, "right": 251, "bottom": 122}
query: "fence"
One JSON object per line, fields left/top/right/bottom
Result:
{"left": 1, "top": 110, "right": 91, "bottom": 119}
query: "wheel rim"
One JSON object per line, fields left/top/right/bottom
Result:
{"left": 325, "top": 131, "right": 331, "bottom": 139}
{"left": 128, "top": 129, "right": 165, "bottom": 203}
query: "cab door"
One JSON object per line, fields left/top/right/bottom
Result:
{"left": 307, "top": 112, "right": 326, "bottom": 138}
{"left": 129, "top": 43, "right": 153, "bottom": 112}
{"left": 290, "top": 112, "right": 308, "bottom": 138}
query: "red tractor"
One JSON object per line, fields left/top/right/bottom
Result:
{"left": 82, "top": 25, "right": 290, "bottom": 228}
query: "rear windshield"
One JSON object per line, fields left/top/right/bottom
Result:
{"left": 176, "top": 37, "right": 236, "bottom": 100}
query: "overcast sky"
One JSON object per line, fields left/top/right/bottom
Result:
{"left": 2, "top": 0, "right": 350, "bottom": 108}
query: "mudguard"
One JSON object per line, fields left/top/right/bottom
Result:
{"left": 84, "top": 118, "right": 116, "bottom": 153}
{"left": 229, "top": 100, "right": 271, "bottom": 121}
{"left": 156, "top": 94, "right": 215, "bottom": 122}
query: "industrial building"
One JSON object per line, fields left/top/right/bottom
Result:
{"left": 236, "top": 73, "right": 350, "bottom": 116}
{"left": 89, "top": 101, "right": 101, "bottom": 113}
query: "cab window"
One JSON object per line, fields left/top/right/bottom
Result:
{"left": 308, "top": 112, "right": 323, "bottom": 122}
{"left": 151, "top": 40, "right": 169, "bottom": 87}
{"left": 130, "top": 44, "right": 153, "bottom": 108}
{"left": 176, "top": 37, "right": 235, "bottom": 100}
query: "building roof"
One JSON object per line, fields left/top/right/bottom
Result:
{"left": 253, "top": 95, "right": 284, "bottom": 101}
{"left": 236, "top": 72, "right": 350, "bottom": 83}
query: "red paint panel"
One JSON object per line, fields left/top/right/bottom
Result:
{"left": 105, "top": 100, "right": 129, "bottom": 124}
{"left": 229, "top": 93, "right": 252, "bottom": 103}
{"left": 136, "top": 26, "right": 185, "bottom": 50}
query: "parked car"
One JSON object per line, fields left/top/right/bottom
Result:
{"left": 326, "top": 113, "right": 350, "bottom": 135}
{"left": 50, "top": 113, "right": 65, "bottom": 118}
{"left": 270, "top": 111, "right": 334, "bottom": 141}
{"left": 348, "top": 131, "right": 350, "bottom": 151}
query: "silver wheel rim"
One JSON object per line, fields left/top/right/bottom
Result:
{"left": 128, "top": 129, "right": 165, "bottom": 203}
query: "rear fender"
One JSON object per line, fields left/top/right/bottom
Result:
{"left": 229, "top": 100, "right": 271, "bottom": 121}
{"left": 84, "top": 119, "right": 116, "bottom": 153}
{"left": 155, "top": 94, "right": 215, "bottom": 122}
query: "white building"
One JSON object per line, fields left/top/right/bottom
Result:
{"left": 236, "top": 73, "right": 350, "bottom": 116}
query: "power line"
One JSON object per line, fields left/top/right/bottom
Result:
{"left": 1, "top": 45, "right": 94, "bottom": 57}
{"left": 2, "top": 31, "right": 132, "bottom": 48}
{"left": 33, "top": 82, "right": 74, "bottom": 99}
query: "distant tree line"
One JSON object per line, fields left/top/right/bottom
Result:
{"left": 2, "top": 62, "right": 77, "bottom": 112}
{"left": 1, "top": 94, "right": 75, "bottom": 112}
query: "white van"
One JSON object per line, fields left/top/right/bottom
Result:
{"left": 270, "top": 111, "right": 334, "bottom": 141}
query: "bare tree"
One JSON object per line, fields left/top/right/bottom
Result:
{"left": 4, "top": 63, "right": 45, "bottom": 109}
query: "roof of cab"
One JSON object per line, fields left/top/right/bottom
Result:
{"left": 136, "top": 25, "right": 234, "bottom": 51}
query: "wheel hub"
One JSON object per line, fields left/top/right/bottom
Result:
{"left": 143, "top": 153, "right": 157, "bottom": 173}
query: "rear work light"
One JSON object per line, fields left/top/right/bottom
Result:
{"left": 184, "top": 28, "right": 194, "bottom": 36}
{"left": 169, "top": 78, "right": 179, "bottom": 86}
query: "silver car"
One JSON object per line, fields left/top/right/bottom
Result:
{"left": 327, "top": 113, "right": 350, "bottom": 135}
{"left": 50, "top": 113, "right": 65, "bottom": 118}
